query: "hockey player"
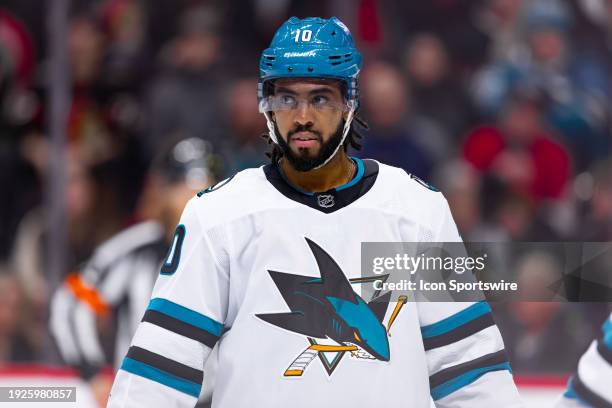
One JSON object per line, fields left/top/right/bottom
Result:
{"left": 50, "top": 138, "right": 218, "bottom": 406}
{"left": 108, "top": 17, "right": 523, "bottom": 407}
{"left": 555, "top": 312, "right": 612, "bottom": 407}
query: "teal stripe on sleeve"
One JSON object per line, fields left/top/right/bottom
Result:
{"left": 430, "top": 362, "right": 511, "bottom": 401}
{"left": 563, "top": 377, "right": 580, "bottom": 400}
{"left": 603, "top": 318, "right": 612, "bottom": 349}
{"left": 147, "top": 298, "right": 224, "bottom": 337}
{"left": 421, "top": 301, "right": 491, "bottom": 339}
{"left": 120, "top": 357, "right": 201, "bottom": 398}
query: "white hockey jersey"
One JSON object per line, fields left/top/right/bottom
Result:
{"left": 556, "top": 313, "right": 612, "bottom": 408}
{"left": 108, "top": 158, "right": 523, "bottom": 407}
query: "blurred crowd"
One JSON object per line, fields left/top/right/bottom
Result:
{"left": 0, "top": 0, "right": 611, "bottom": 376}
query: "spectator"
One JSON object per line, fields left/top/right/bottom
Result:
{"left": 222, "top": 77, "right": 266, "bottom": 172}
{"left": 378, "top": 0, "right": 489, "bottom": 68}
{"left": 99, "top": 0, "right": 150, "bottom": 88}
{"left": 496, "top": 252, "right": 591, "bottom": 373}
{"left": 64, "top": 9, "right": 150, "bottom": 220}
{"left": 0, "top": 268, "right": 38, "bottom": 363}
{"left": 463, "top": 90, "right": 571, "bottom": 203}
{"left": 0, "top": 9, "right": 40, "bottom": 260}
{"left": 471, "top": 0, "right": 610, "bottom": 169}
{"left": 579, "top": 160, "right": 612, "bottom": 241}
{"left": 402, "top": 33, "right": 477, "bottom": 139}
{"left": 474, "top": 0, "right": 529, "bottom": 66}
{"left": 67, "top": 15, "right": 120, "bottom": 165}
{"left": 145, "top": 4, "right": 226, "bottom": 163}
{"left": 434, "top": 160, "right": 481, "bottom": 239}
{"left": 11, "top": 148, "right": 119, "bottom": 308}
{"left": 359, "top": 61, "right": 444, "bottom": 179}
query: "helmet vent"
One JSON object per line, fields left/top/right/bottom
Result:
{"left": 332, "top": 31, "right": 336, "bottom": 36}
{"left": 328, "top": 55, "right": 342, "bottom": 60}
{"left": 330, "top": 56, "right": 353, "bottom": 66}
{"left": 344, "top": 53, "right": 352, "bottom": 57}
{"left": 265, "top": 56, "right": 276, "bottom": 61}
{"left": 265, "top": 63, "right": 273, "bottom": 67}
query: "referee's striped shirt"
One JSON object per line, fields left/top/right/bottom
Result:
{"left": 50, "top": 221, "right": 167, "bottom": 372}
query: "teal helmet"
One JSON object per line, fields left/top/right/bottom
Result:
{"left": 258, "top": 17, "right": 362, "bottom": 167}
{"left": 258, "top": 16, "right": 362, "bottom": 103}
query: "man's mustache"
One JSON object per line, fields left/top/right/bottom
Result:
{"left": 288, "top": 125, "right": 322, "bottom": 140}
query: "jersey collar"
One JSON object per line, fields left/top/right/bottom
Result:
{"left": 263, "top": 157, "right": 379, "bottom": 213}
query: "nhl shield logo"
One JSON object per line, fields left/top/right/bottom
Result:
{"left": 317, "top": 194, "right": 335, "bottom": 208}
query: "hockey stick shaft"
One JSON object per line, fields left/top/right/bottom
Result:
{"left": 386, "top": 295, "right": 408, "bottom": 334}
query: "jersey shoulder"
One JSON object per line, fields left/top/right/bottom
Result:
{"left": 89, "top": 221, "right": 164, "bottom": 270}
{"left": 187, "top": 166, "right": 271, "bottom": 228}
{"left": 371, "top": 162, "right": 452, "bottom": 234}
{"left": 376, "top": 161, "right": 444, "bottom": 203}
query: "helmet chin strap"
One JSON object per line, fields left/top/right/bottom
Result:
{"left": 262, "top": 110, "right": 279, "bottom": 144}
{"left": 262, "top": 101, "right": 357, "bottom": 170}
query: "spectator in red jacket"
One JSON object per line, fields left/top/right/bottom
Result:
{"left": 462, "top": 91, "right": 571, "bottom": 203}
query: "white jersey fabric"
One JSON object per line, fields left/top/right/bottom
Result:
{"left": 108, "top": 159, "right": 523, "bottom": 407}
{"left": 556, "top": 313, "right": 612, "bottom": 408}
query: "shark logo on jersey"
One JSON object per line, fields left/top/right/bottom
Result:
{"left": 257, "top": 238, "right": 408, "bottom": 377}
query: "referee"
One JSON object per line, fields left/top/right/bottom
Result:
{"left": 49, "top": 138, "right": 219, "bottom": 407}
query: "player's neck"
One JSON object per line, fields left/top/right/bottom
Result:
{"left": 280, "top": 152, "right": 355, "bottom": 193}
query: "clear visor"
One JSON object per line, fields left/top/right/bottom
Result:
{"left": 259, "top": 94, "right": 354, "bottom": 113}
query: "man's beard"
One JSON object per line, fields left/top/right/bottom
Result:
{"left": 275, "top": 121, "right": 345, "bottom": 172}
